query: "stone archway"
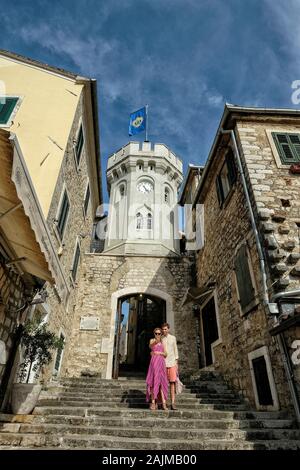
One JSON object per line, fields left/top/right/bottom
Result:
{"left": 105, "top": 287, "right": 174, "bottom": 379}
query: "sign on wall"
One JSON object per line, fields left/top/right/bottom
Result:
{"left": 80, "top": 316, "right": 100, "bottom": 331}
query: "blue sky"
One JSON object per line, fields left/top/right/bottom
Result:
{"left": 2, "top": 0, "right": 300, "bottom": 202}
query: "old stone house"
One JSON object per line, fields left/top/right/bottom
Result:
{"left": 0, "top": 50, "right": 102, "bottom": 407}
{"left": 180, "top": 104, "right": 300, "bottom": 419}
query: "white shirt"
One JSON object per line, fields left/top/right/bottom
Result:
{"left": 162, "top": 334, "right": 178, "bottom": 368}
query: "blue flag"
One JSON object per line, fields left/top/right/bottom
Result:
{"left": 129, "top": 107, "right": 147, "bottom": 136}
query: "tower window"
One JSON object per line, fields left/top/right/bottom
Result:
{"left": 147, "top": 213, "right": 152, "bottom": 230}
{"left": 136, "top": 212, "right": 143, "bottom": 230}
{"left": 120, "top": 185, "right": 125, "bottom": 197}
{"left": 137, "top": 161, "right": 144, "bottom": 171}
{"left": 165, "top": 188, "right": 170, "bottom": 204}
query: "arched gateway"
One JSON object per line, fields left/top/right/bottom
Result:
{"left": 108, "top": 287, "right": 174, "bottom": 379}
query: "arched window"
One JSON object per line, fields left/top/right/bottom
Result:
{"left": 136, "top": 212, "right": 143, "bottom": 230}
{"left": 147, "top": 213, "right": 152, "bottom": 230}
{"left": 165, "top": 188, "right": 170, "bottom": 204}
{"left": 137, "top": 161, "right": 144, "bottom": 172}
{"left": 120, "top": 185, "right": 125, "bottom": 197}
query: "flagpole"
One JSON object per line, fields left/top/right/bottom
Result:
{"left": 145, "top": 104, "right": 149, "bottom": 142}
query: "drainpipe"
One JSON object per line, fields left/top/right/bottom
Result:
{"left": 221, "top": 128, "right": 300, "bottom": 424}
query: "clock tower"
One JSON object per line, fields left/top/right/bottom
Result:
{"left": 104, "top": 141, "right": 183, "bottom": 256}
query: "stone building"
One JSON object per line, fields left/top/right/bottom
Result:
{"left": 180, "top": 104, "right": 300, "bottom": 419}
{"left": 65, "top": 141, "right": 198, "bottom": 379}
{"left": 0, "top": 50, "right": 102, "bottom": 405}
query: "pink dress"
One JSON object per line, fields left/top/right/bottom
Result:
{"left": 146, "top": 342, "right": 169, "bottom": 402}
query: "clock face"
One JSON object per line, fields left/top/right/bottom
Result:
{"left": 137, "top": 181, "right": 153, "bottom": 194}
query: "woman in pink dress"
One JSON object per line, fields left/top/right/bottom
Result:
{"left": 146, "top": 328, "right": 169, "bottom": 411}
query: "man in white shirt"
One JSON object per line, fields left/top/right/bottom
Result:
{"left": 161, "top": 322, "right": 179, "bottom": 410}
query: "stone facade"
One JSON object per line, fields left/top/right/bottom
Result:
{"left": 236, "top": 120, "right": 300, "bottom": 292}
{"left": 65, "top": 253, "right": 198, "bottom": 379}
{"left": 40, "top": 92, "right": 96, "bottom": 382}
{"left": 191, "top": 108, "right": 300, "bottom": 414}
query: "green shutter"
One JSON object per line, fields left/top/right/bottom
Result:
{"left": 288, "top": 134, "right": 300, "bottom": 160}
{"left": 234, "top": 244, "right": 255, "bottom": 310}
{"left": 272, "top": 132, "right": 300, "bottom": 164}
{"left": 0, "top": 97, "right": 18, "bottom": 125}
{"left": 57, "top": 191, "right": 70, "bottom": 239}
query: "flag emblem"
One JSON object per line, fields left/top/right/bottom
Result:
{"left": 129, "top": 107, "right": 147, "bottom": 136}
{"left": 132, "top": 116, "right": 144, "bottom": 128}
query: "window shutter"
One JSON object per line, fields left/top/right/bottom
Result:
{"left": 215, "top": 175, "right": 224, "bottom": 206}
{"left": 71, "top": 243, "right": 80, "bottom": 281}
{"left": 288, "top": 134, "right": 300, "bottom": 160}
{"left": 226, "top": 149, "right": 237, "bottom": 186}
{"left": 272, "top": 133, "right": 299, "bottom": 164}
{"left": 0, "top": 98, "right": 18, "bottom": 125}
{"left": 57, "top": 192, "right": 70, "bottom": 239}
{"left": 84, "top": 185, "right": 90, "bottom": 215}
{"left": 75, "top": 125, "right": 84, "bottom": 165}
{"left": 234, "top": 244, "right": 255, "bottom": 310}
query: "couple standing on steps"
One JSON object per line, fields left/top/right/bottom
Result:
{"left": 146, "top": 323, "right": 179, "bottom": 411}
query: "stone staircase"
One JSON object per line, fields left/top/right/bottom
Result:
{"left": 0, "top": 371, "right": 300, "bottom": 450}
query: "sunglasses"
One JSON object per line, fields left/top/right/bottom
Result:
{"left": 154, "top": 332, "right": 161, "bottom": 335}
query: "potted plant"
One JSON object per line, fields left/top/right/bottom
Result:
{"left": 11, "top": 317, "right": 64, "bottom": 414}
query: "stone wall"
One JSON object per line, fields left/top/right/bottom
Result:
{"left": 65, "top": 253, "right": 197, "bottom": 378}
{"left": 236, "top": 120, "right": 300, "bottom": 292}
{"left": 39, "top": 92, "right": 95, "bottom": 382}
{"left": 195, "top": 140, "right": 293, "bottom": 411}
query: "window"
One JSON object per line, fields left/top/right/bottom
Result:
{"left": 0, "top": 97, "right": 19, "bottom": 125}
{"left": 136, "top": 212, "right": 143, "bottom": 230}
{"left": 252, "top": 356, "right": 273, "bottom": 406}
{"left": 75, "top": 124, "right": 84, "bottom": 165}
{"left": 56, "top": 190, "right": 70, "bottom": 240}
{"left": 234, "top": 244, "right": 256, "bottom": 314}
{"left": 164, "top": 188, "right": 170, "bottom": 204}
{"left": 272, "top": 132, "right": 300, "bottom": 164}
{"left": 71, "top": 242, "right": 80, "bottom": 282}
{"left": 120, "top": 185, "right": 125, "bottom": 197}
{"left": 147, "top": 213, "right": 152, "bottom": 230}
{"left": 216, "top": 149, "right": 237, "bottom": 206}
{"left": 83, "top": 184, "right": 90, "bottom": 216}
{"left": 248, "top": 346, "right": 279, "bottom": 410}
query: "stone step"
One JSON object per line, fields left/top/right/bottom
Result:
{"left": 32, "top": 406, "right": 287, "bottom": 420}
{"left": 32, "top": 414, "right": 296, "bottom": 430}
{"left": 54, "top": 390, "right": 239, "bottom": 399}
{"left": 2, "top": 422, "right": 300, "bottom": 442}
{"left": 39, "top": 395, "right": 243, "bottom": 405}
{"left": 57, "top": 385, "right": 234, "bottom": 395}
{"left": 34, "top": 401, "right": 249, "bottom": 410}
{"left": 1, "top": 432, "right": 299, "bottom": 450}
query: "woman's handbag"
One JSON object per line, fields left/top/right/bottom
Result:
{"left": 175, "top": 373, "right": 183, "bottom": 394}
